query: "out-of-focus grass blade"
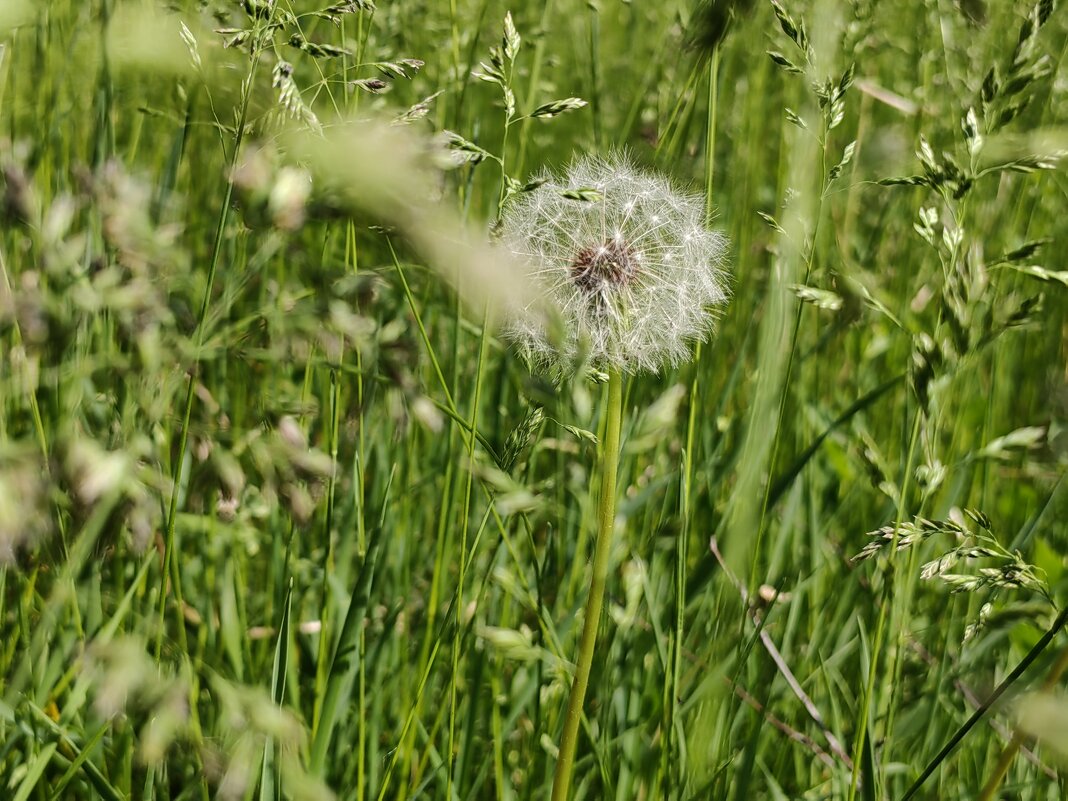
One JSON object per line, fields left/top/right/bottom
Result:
{"left": 861, "top": 719, "right": 877, "bottom": 801}
{"left": 0, "top": 0, "right": 33, "bottom": 33}
{"left": 284, "top": 119, "right": 537, "bottom": 324}
{"left": 221, "top": 559, "right": 246, "bottom": 683}
{"left": 60, "top": 552, "right": 154, "bottom": 727}
{"left": 766, "top": 372, "right": 905, "bottom": 507}
{"left": 11, "top": 742, "right": 57, "bottom": 801}
{"left": 260, "top": 580, "right": 293, "bottom": 801}
{"left": 26, "top": 704, "right": 123, "bottom": 801}
{"left": 309, "top": 471, "right": 391, "bottom": 775}
{"left": 49, "top": 722, "right": 110, "bottom": 800}
{"left": 4, "top": 490, "right": 123, "bottom": 710}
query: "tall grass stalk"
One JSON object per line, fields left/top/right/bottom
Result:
{"left": 155, "top": 5, "right": 265, "bottom": 661}
{"left": 446, "top": 306, "right": 490, "bottom": 797}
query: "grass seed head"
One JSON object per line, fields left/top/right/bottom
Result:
{"left": 501, "top": 154, "right": 730, "bottom": 374}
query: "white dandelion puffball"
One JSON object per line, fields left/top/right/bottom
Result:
{"left": 501, "top": 155, "right": 729, "bottom": 375}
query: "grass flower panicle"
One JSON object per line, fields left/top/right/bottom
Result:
{"left": 501, "top": 154, "right": 730, "bottom": 374}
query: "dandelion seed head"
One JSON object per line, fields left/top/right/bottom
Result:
{"left": 501, "top": 154, "right": 730, "bottom": 374}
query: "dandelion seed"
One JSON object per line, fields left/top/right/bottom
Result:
{"left": 501, "top": 154, "right": 729, "bottom": 374}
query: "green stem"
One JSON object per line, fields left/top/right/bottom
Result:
{"left": 447, "top": 303, "right": 489, "bottom": 797}
{"left": 662, "top": 46, "right": 721, "bottom": 795}
{"left": 551, "top": 368, "right": 623, "bottom": 801}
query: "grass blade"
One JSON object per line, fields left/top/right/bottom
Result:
{"left": 309, "top": 475, "right": 390, "bottom": 775}
{"left": 260, "top": 580, "right": 293, "bottom": 801}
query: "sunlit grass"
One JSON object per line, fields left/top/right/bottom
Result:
{"left": 1, "top": 1, "right": 1067, "bottom": 799}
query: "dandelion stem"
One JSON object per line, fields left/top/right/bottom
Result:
{"left": 551, "top": 368, "right": 623, "bottom": 801}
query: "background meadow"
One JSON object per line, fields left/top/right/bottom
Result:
{"left": 1, "top": 0, "right": 1067, "bottom": 799}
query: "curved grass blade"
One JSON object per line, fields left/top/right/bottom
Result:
{"left": 309, "top": 469, "right": 391, "bottom": 775}
{"left": 26, "top": 704, "right": 123, "bottom": 801}
{"left": 49, "top": 722, "right": 110, "bottom": 800}
{"left": 259, "top": 580, "right": 293, "bottom": 801}
{"left": 901, "top": 604, "right": 1068, "bottom": 800}
{"left": 767, "top": 372, "right": 904, "bottom": 508}
{"left": 11, "top": 742, "right": 58, "bottom": 801}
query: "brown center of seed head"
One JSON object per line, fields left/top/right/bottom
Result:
{"left": 569, "top": 239, "right": 639, "bottom": 294}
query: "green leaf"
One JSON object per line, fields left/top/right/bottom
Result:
{"left": 25, "top": 706, "right": 124, "bottom": 801}
{"left": 49, "top": 723, "right": 112, "bottom": 800}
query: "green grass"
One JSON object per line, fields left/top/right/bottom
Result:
{"left": 2, "top": 0, "right": 1068, "bottom": 799}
